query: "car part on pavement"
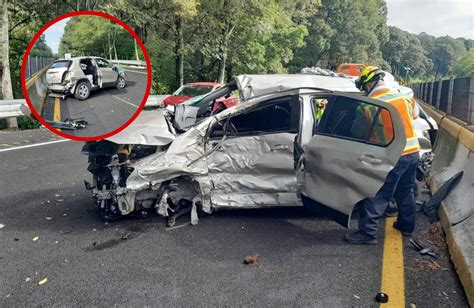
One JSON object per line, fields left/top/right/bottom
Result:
{"left": 410, "top": 239, "right": 437, "bottom": 258}
{"left": 45, "top": 118, "right": 88, "bottom": 130}
{"left": 423, "top": 171, "right": 463, "bottom": 221}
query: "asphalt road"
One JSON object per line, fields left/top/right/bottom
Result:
{"left": 0, "top": 129, "right": 469, "bottom": 307}
{"left": 42, "top": 69, "right": 147, "bottom": 138}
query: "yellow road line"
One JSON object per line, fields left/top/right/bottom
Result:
{"left": 381, "top": 217, "right": 405, "bottom": 307}
{"left": 53, "top": 97, "right": 61, "bottom": 131}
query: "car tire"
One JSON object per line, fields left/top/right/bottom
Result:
{"left": 116, "top": 76, "right": 126, "bottom": 89}
{"left": 74, "top": 81, "right": 91, "bottom": 100}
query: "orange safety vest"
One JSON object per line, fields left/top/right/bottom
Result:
{"left": 370, "top": 87, "right": 420, "bottom": 155}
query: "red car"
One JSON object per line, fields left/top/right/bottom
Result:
{"left": 163, "top": 82, "right": 237, "bottom": 108}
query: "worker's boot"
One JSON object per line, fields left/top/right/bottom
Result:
{"left": 393, "top": 221, "right": 412, "bottom": 237}
{"left": 344, "top": 230, "right": 377, "bottom": 245}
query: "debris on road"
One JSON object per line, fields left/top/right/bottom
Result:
{"left": 423, "top": 171, "right": 463, "bottom": 221}
{"left": 375, "top": 292, "right": 389, "bottom": 303}
{"left": 353, "top": 294, "right": 360, "bottom": 300}
{"left": 427, "top": 222, "right": 446, "bottom": 250}
{"left": 25, "top": 277, "right": 31, "bottom": 282}
{"left": 38, "top": 277, "right": 48, "bottom": 285}
{"left": 244, "top": 254, "right": 259, "bottom": 265}
{"left": 0, "top": 223, "right": 4, "bottom": 229}
{"left": 32, "top": 236, "right": 39, "bottom": 242}
{"left": 416, "top": 259, "right": 449, "bottom": 271}
{"left": 45, "top": 216, "right": 53, "bottom": 220}
{"left": 410, "top": 239, "right": 437, "bottom": 258}
{"left": 121, "top": 232, "right": 130, "bottom": 240}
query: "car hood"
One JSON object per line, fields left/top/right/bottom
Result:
{"left": 105, "top": 109, "right": 175, "bottom": 146}
{"left": 165, "top": 96, "right": 192, "bottom": 105}
{"left": 126, "top": 119, "right": 213, "bottom": 191}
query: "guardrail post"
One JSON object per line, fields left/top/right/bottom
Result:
{"left": 468, "top": 75, "right": 474, "bottom": 124}
{"left": 436, "top": 81, "right": 442, "bottom": 109}
{"left": 428, "top": 81, "right": 434, "bottom": 105}
{"left": 447, "top": 77, "right": 454, "bottom": 115}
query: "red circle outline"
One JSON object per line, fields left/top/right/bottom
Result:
{"left": 21, "top": 10, "right": 152, "bottom": 142}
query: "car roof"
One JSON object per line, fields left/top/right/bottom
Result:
{"left": 235, "top": 74, "right": 360, "bottom": 101}
{"left": 55, "top": 56, "right": 106, "bottom": 61}
{"left": 186, "top": 82, "right": 223, "bottom": 87}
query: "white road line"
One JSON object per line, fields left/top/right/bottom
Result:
{"left": 0, "top": 139, "right": 70, "bottom": 153}
{"left": 125, "top": 69, "right": 148, "bottom": 75}
{"left": 111, "top": 95, "right": 139, "bottom": 109}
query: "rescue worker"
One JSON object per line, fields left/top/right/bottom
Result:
{"left": 345, "top": 66, "right": 420, "bottom": 245}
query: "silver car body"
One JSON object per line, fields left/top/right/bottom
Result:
{"left": 46, "top": 56, "right": 125, "bottom": 94}
{"left": 86, "top": 75, "right": 412, "bottom": 227}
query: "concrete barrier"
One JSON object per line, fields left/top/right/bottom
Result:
{"left": 419, "top": 100, "right": 474, "bottom": 306}
{"left": 24, "top": 65, "right": 50, "bottom": 117}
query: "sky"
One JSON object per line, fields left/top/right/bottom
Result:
{"left": 43, "top": 17, "right": 70, "bottom": 54}
{"left": 386, "top": 0, "right": 474, "bottom": 39}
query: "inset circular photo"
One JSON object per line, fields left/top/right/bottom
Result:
{"left": 21, "top": 11, "right": 151, "bottom": 141}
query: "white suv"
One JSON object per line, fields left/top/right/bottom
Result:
{"left": 46, "top": 56, "right": 127, "bottom": 100}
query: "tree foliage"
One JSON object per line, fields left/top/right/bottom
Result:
{"left": 6, "top": 0, "right": 474, "bottom": 100}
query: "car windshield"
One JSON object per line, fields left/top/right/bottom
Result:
{"left": 50, "top": 60, "right": 71, "bottom": 69}
{"left": 176, "top": 85, "right": 214, "bottom": 97}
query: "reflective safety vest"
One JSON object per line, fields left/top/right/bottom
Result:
{"left": 370, "top": 87, "right": 420, "bottom": 155}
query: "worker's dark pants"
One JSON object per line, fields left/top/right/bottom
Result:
{"left": 358, "top": 152, "right": 419, "bottom": 239}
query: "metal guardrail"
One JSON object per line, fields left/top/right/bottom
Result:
{"left": 108, "top": 59, "right": 147, "bottom": 67}
{"left": 0, "top": 99, "right": 27, "bottom": 119}
{"left": 410, "top": 75, "right": 474, "bottom": 124}
{"left": 25, "top": 56, "right": 56, "bottom": 80}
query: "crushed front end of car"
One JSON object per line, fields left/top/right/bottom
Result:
{"left": 82, "top": 109, "right": 178, "bottom": 220}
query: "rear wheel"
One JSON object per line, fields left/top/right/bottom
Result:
{"left": 74, "top": 81, "right": 91, "bottom": 100}
{"left": 116, "top": 76, "right": 126, "bottom": 89}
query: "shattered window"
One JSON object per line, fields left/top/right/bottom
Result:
{"left": 226, "top": 97, "right": 300, "bottom": 136}
{"left": 318, "top": 96, "right": 394, "bottom": 146}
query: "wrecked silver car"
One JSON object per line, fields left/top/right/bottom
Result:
{"left": 82, "top": 74, "right": 432, "bottom": 227}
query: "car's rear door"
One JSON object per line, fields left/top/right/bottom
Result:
{"left": 300, "top": 93, "right": 406, "bottom": 228}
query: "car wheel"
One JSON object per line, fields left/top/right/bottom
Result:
{"left": 116, "top": 76, "right": 126, "bottom": 89}
{"left": 74, "top": 81, "right": 91, "bottom": 100}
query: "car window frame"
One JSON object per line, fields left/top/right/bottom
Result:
{"left": 95, "top": 58, "right": 111, "bottom": 68}
{"left": 207, "top": 95, "right": 301, "bottom": 140}
{"left": 316, "top": 92, "right": 396, "bottom": 148}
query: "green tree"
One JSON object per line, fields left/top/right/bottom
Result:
{"left": 453, "top": 48, "right": 474, "bottom": 77}
{"left": 30, "top": 34, "right": 53, "bottom": 57}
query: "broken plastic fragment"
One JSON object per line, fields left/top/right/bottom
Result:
{"left": 25, "top": 277, "right": 31, "bottom": 282}
{"left": 38, "top": 277, "right": 48, "bottom": 285}
{"left": 32, "top": 236, "right": 39, "bottom": 242}
{"left": 45, "top": 216, "right": 53, "bottom": 220}
{"left": 354, "top": 295, "right": 360, "bottom": 300}
{"left": 0, "top": 223, "right": 4, "bottom": 229}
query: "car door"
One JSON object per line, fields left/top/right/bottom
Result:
{"left": 94, "top": 58, "right": 118, "bottom": 86}
{"left": 206, "top": 95, "right": 301, "bottom": 208}
{"left": 300, "top": 93, "right": 406, "bottom": 228}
